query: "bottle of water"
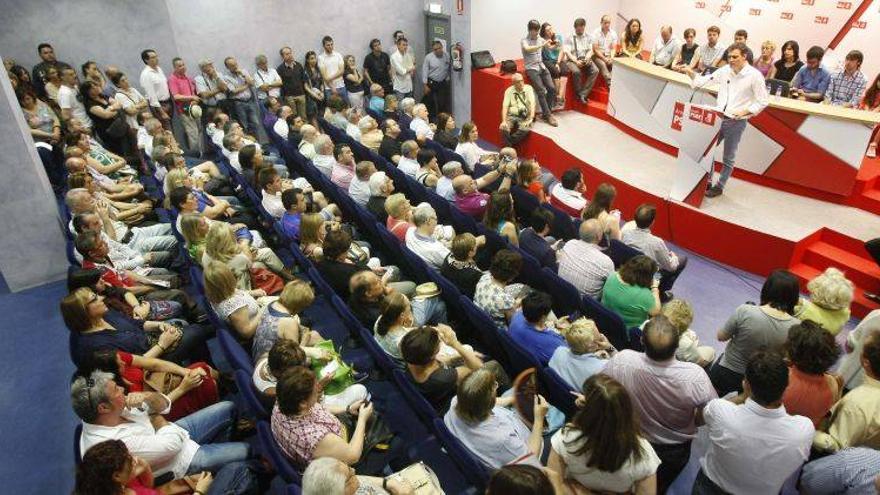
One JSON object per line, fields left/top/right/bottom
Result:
{"left": 774, "top": 85, "right": 782, "bottom": 101}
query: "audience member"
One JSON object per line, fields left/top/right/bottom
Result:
{"left": 358, "top": 115, "right": 383, "bottom": 150}
{"left": 474, "top": 249, "right": 525, "bottom": 328}
{"left": 455, "top": 122, "right": 496, "bottom": 171}
{"left": 672, "top": 28, "right": 699, "bottom": 72}
{"left": 782, "top": 320, "right": 842, "bottom": 427}
{"left": 397, "top": 139, "right": 421, "bottom": 178}
{"left": 406, "top": 203, "right": 454, "bottom": 270}
{"left": 401, "top": 325, "right": 484, "bottom": 414}
{"left": 167, "top": 57, "right": 201, "bottom": 154}
{"left": 422, "top": 40, "right": 451, "bottom": 116}
{"left": 500, "top": 73, "right": 538, "bottom": 145}
{"left": 194, "top": 59, "right": 229, "bottom": 119}
{"left": 273, "top": 105, "right": 293, "bottom": 139}
{"left": 58, "top": 67, "right": 92, "bottom": 128}
{"left": 649, "top": 25, "right": 678, "bottom": 68}
{"left": 366, "top": 171, "right": 394, "bottom": 223}
{"left": 452, "top": 164, "right": 513, "bottom": 218}
{"left": 604, "top": 315, "right": 717, "bottom": 493}
{"left": 385, "top": 193, "right": 415, "bottom": 241}
{"left": 517, "top": 158, "right": 546, "bottom": 203}
{"left": 32, "top": 42, "right": 72, "bottom": 97}
{"left": 343, "top": 55, "right": 365, "bottom": 110}
{"left": 800, "top": 447, "right": 880, "bottom": 495}
{"left": 398, "top": 97, "right": 416, "bottom": 129}
{"left": 414, "top": 147, "right": 441, "bottom": 188}
{"left": 563, "top": 18, "right": 599, "bottom": 103}
{"left": 390, "top": 37, "right": 415, "bottom": 99}
{"left": 694, "top": 351, "right": 814, "bottom": 495}
{"left": 484, "top": 192, "right": 518, "bottom": 246}
{"left": 521, "top": 19, "right": 558, "bottom": 126}
{"left": 518, "top": 209, "right": 559, "bottom": 269}
{"left": 436, "top": 161, "right": 464, "bottom": 201}
{"left": 548, "top": 318, "right": 612, "bottom": 389}
{"left": 539, "top": 22, "right": 564, "bottom": 109}
{"left": 509, "top": 291, "right": 566, "bottom": 363}
{"left": 768, "top": 40, "right": 802, "bottom": 82}
{"left": 139, "top": 49, "right": 171, "bottom": 128}
{"left": 344, "top": 107, "right": 363, "bottom": 141}
{"left": 794, "top": 267, "right": 853, "bottom": 336}
{"left": 548, "top": 374, "right": 660, "bottom": 493}
{"left": 301, "top": 457, "right": 413, "bottom": 495}
{"left": 277, "top": 47, "right": 308, "bottom": 119}
{"left": 441, "top": 232, "right": 486, "bottom": 298}
{"left": 791, "top": 46, "right": 831, "bottom": 102}
{"left": 444, "top": 367, "right": 549, "bottom": 469}
{"left": 622, "top": 203, "right": 687, "bottom": 300}
{"left": 487, "top": 465, "right": 563, "bottom": 495}
{"left": 363, "top": 38, "right": 393, "bottom": 96}
{"left": 708, "top": 269, "right": 800, "bottom": 396}
{"left": 826, "top": 50, "right": 868, "bottom": 107}
{"left": 304, "top": 50, "right": 326, "bottom": 122}
{"left": 330, "top": 144, "right": 356, "bottom": 190}
{"left": 549, "top": 168, "right": 588, "bottom": 217}
{"left": 379, "top": 118, "right": 404, "bottom": 164}
{"left": 582, "top": 182, "right": 622, "bottom": 243}
{"left": 839, "top": 310, "right": 880, "bottom": 391}
{"left": 558, "top": 219, "right": 615, "bottom": 299}
{"left": 813, "top": 330, "right": 880, "bottom": 452}
{"left": 661, "top": 298, "right": 715, "bottom": 366}
{"left": 591, "top": 15, "right": 618, "bottom": 85}
{"left": 433, "top": 112, "right": 458, "bottom": 150}
{"left": 602, "top": 255, "right": 661, "bottom": 329}
{"left": 349, "top": 161, "right": 376, "bottom": 207}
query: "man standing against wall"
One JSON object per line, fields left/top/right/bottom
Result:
{"left": 391, "top": 37, "right": 416, "bottom": 100}
{"left": 194, "top": 59, "right": 229, "bottom": 119}
{"left": 276, "top": 46, "right": 308, "bottom": 120}
{"left": 254, "top": 54, "right": 282, "bottom": 104}
{"left": 363, "top": 39, "right": 393, "bottom": 96}
{"left": 685, "top": 43, "right": 769, "bottom": 198}
{"left": 422, "top": 40, "right": 451, "bottom": 117}
{"left": 318, "top": 36, "right": 347, "bottom": 104}
{"left": 223, "top": 56, "right": 265, "bottom": 145}
{"left": 31, "top": 43, "right": 72, "bottom": 98}
{"left": 167, "top": 58, "right": 201, "bottom": 155}
{"left": 522, "top": 19, "right": 558, "bottom": 127}
{"left": 139, "top": 49, "right": 172, "bottom": 129}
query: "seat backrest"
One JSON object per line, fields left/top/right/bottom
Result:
{"left": 581, "top": 295, "right": 630, "bottom": 350}
{"left": 234, "top": 369, "right": 269, "bottom": 419}
{"left": 217, "top": 328, "right": 255, "bottom": 374}
{"left": 391, "top": 368, "right": 439, "bottom": 423}
{"left": 257, "top": 420, "right": 302, "bottom": 484}
{"left": 457, "top": 295, "right": 511, "bottom": 371}
{"left": 540, "top": 267, "right": 582, "bottom": 317}
{"left": 431, "top": 418, "right": 490, "bottom": 489}
{"left": 544, "top": 203, "right": 578, "bottom": 241}
{"left": 510, "top": 185, "right": 541, "bottom": 226}
{"left": 608, "top": 239, "right": 642, "bottom": 269}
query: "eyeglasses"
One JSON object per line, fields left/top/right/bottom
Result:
{"left": 85, "top": 377, "right": 96, "bottom": 412}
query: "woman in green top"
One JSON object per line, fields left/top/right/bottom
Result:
{"left": 795, "top": 267, "right": 853, "bottom": 336}
{"left": 179, "top": 213, "right": 208, "bottom": 263}
{"left": 601, "top": 255, "right": 661, "bottom": 329}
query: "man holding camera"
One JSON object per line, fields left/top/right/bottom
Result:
{"left": 499, "top": 73, "right": 537, "bottom": 146}
{"left": 562, "top": 18, "right": 599, "bottom": 104}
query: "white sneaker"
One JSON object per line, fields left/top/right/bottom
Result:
{"left": 868, "top": 145, "right": 877, "bottom": 158}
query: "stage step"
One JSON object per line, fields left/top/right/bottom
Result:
{"left": 789, "top": 229, "right": 879, "bottom": 319}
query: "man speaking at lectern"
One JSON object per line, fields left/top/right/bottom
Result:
{"left": 684, "top": 43, "right": 768, "bottom": 198}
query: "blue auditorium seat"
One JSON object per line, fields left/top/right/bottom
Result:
{"left": 235, "top": 368, "right": 268, "bottom": 419}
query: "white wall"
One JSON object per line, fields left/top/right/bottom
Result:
{"left": 618, "top": 0, "right": 880, "bottom": 78}
{"left": 470, "top": 0, "right": 621, "bottom": 62}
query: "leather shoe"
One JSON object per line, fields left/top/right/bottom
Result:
{"left": 546, "top": 116, "right": 559, "bottom": 127}
{"left": 705, "top": 185, "right": 723, "bottom": 198}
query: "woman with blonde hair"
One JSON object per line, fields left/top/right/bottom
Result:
{"left": 299, "top": 213, "right": 328, "bottom": 260}
{"left": 661, "top": 298, "right": 715, "bottom": 366}
{"left": 203, "top": 222, "right": 255, "bottom": 289}
{"left": 254, "top": 279, "right": 324, "bottom": 361}
{"left": 795, "top": 267, "right": 854, "bottom": 336}
{"left": 179, "top": 213, "right": 208, "bottom": 262}
{"left": 755, "top": 40, "right": 776, "bottom": 78}
{"left": 204, "top": 260, "right": 270, "bottom": 340}
{"left": 385, "top": 193, "right": 415, "bottom": 242}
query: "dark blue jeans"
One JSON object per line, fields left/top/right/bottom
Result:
{"left": 178, "top": 401, "right": 252, "bottom": 475}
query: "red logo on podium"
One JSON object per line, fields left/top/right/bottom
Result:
{"left": 672, "top": 102, "right": 684, "bottom": 131}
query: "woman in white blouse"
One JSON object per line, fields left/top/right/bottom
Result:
{"left": 111, "top": 72, "right": 148, "bottom": 129}
{"left": 549, "top": 374, "right": 660, "bottom": 494}
{"left": 454, "top": 122, "right": 497, "bottom": 172}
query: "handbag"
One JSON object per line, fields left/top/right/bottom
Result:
{"left": 389, "top": 462, "right": 445, "bottom": 495}
{"left": 312, "top": 340, "right": 355, "bottom": 396}
{"left": 105, "top": 112, "right": 130, "bottom": 138}
{"left": 338, "top": 411, "right": 395, "bottom": 454}
{"left": 143, "top": 370, "right": 183, "bottom": 394}
{"left": 250, "top": 267, "right": 284, "bottom": 295}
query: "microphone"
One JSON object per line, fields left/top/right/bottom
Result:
{"left": 688, "top": 70, "right": 716, "bottom": 104}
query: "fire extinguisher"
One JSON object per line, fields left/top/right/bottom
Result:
{"left": 452, "top": 42, "right": 464, "bottom": 72}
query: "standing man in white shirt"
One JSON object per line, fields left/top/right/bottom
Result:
{"left": 685, "top": 43, "right": 769, "bottom": 198}
{"left": 317, "top": 36, "right": 348, "bottom": 105}
{"left": 57, "top": 66, "right": 93, "bottom": 129}
{"left": 693, "top": 351, "right": 814, "bottom": 495}
{"left": 194, "top": 59, "right": 229, "bottom": 120}
{"left": 591, "top": 15, "right": 619, "bottom": 86}
{"left": 139, "top": 49, "right": 172, "bottom": 130}
{"left": 253, "top": 54, "right": 282, "bottom": 103}
{"left": 649, "top": 26, "right": 679, "bottom": 69}
{"left": 391, "top": 36, "right": 416, "bottom": 100}
{"left": 563, "top": 18, "right": 599, "bottom": 103}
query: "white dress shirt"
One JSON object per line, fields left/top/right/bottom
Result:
{"left": 700, "top": 398, "right": 814, "bottom": 494}
{"left": 80, "top": 404, "right": 199, "bottom": 480}
{"left": 651, "top": 35, "right": 679, "bottom": 67}
{"left": 566, "top": 32, "right": 594, "bottom": 61}
{"left": 390, "top": 49, "right": 415, "bottom": 93}
{"left": 273, "top": 118, "right": 289, "bottom": 139}
{"left": 139, "top": 65, "right": 170, "bottom": 107}
{"left": 398, "top": 157, "right": 419, "bottom": 178}
{"left": 692, "top": 63, "right": 769, "bottom": 117}
{"left": 591, "top": 28, "right": 619, "bottom": 57}
{"left": 313, "top": 154, "right": 335, "bottom": 177}
{"left": 262, "top": 190, "right": 285, "bottom": 219}
{"left": 317, "top": 51, "right": 345, "bottom": 89}
{"left": 254, "top": 67, "right": 282, "bottom": 99}
{"left": 410, "top": 117, "right": 434, "bottom": 140}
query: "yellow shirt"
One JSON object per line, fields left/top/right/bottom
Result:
{"left": 795, "top": 299, "right": 850, "bottom": 336}
{"left": 502, "top": 85, "right": 536, "bottom": 121}
{"left": 814, "top": 375, "right": 880, "bottom": 452}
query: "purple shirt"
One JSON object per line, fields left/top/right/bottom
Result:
{"left": 603, "top": 350, "right": 717, "bottom": 444}
{"left": 455, "top": 191, "right": 489, "bottom": 218}
{"left": 280, "top": 212, "right": 301, "bottom": 240}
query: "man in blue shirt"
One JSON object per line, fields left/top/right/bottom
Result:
{"left": 791, "top": 46, "right": 831, "bottom": 103}
{"left": 508, "top": 290, "right": 566, "bottom": 363}
{"left": 279, "top": 187, "right": 305, "bottom": 240}
{"left": 518, "top": 209, "right": 560, "bottom": 270}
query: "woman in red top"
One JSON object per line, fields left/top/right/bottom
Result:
{"left": 75, "top": 439, "right": 213, "bottom": 495}
{"left": 781, "top": 320, "right": 843, "bottom": 427}
{"left": 861, "top": 73, "right": 880, "bottom": 158}
{"left": 82, "top": 348, "right": 219, "bottom": 421}
{"left": 517, "top": 159, "right": 547, "bottom": 203}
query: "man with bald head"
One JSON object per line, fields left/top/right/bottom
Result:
{"left": 452, "top": 163, "right": 514, "bottom": 218}
{"left": 603, "top": 315, "right": 717, "bottom": 493}
{"left": 558, "top": 218, "right": 614, "bottom": 299}
{"left": 499, "top": 72, "right": 538, "bottom": 145}
{"left": 649, "top": 25, "right": 679, "bottom": 69}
